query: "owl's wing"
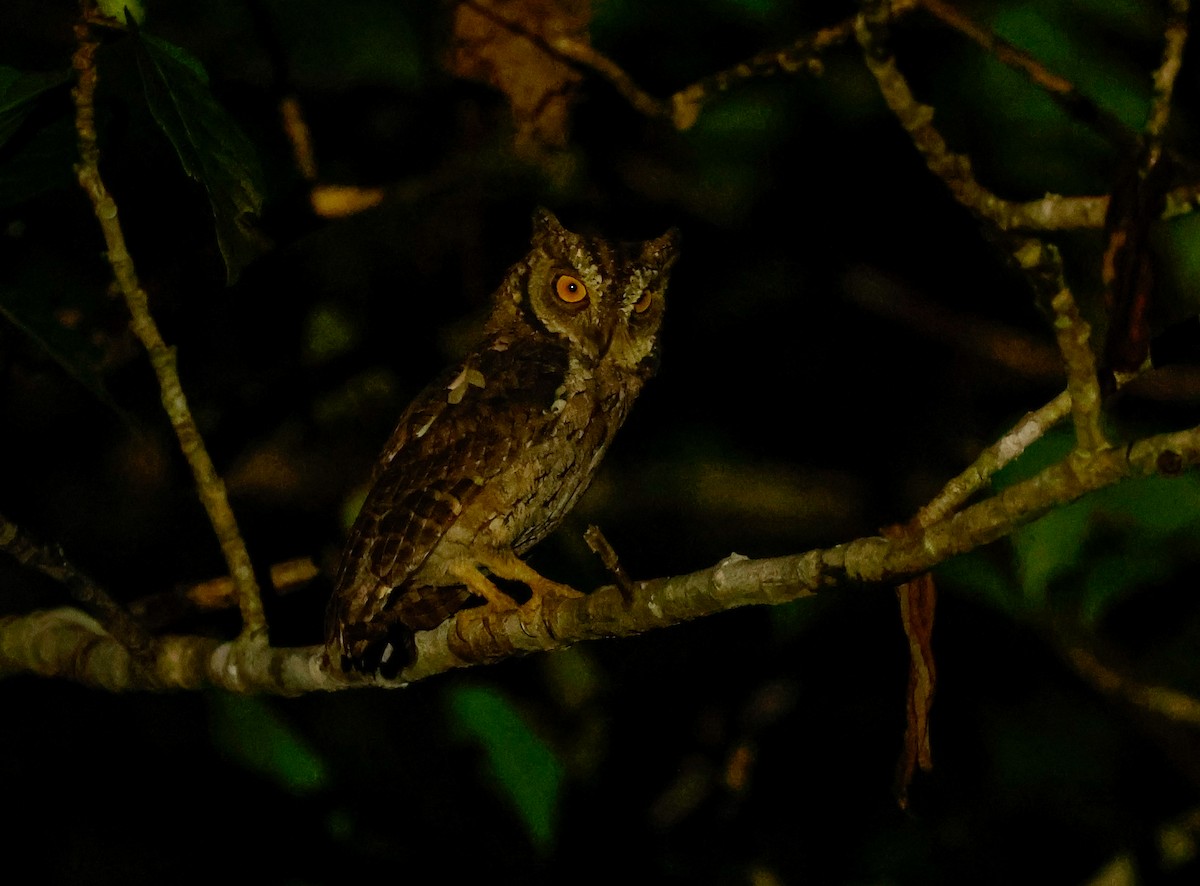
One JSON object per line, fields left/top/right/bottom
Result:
{"left": 329, "top": 335, "right": 570, "bottom": 669}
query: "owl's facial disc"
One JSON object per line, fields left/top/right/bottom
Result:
{"left": 512, "top": 212, "right": 679, "bottom": 369}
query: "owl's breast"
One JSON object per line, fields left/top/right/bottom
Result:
{"left": 507, "top": 373, "right": 633, "bottom": 552}
{"left": 415, "top": 364, "right": 637, "bottom": 586}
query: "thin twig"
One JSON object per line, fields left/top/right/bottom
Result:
{"left": 1144, "top": 0, "right": 1190, "bottom": 166}
{"left": 128, "top": 557, "right": 320, "bottom": 631}
{"left": 583, "top": 525, "right": 636, "bottom": 603}
{"left": 1012, "top": 239, "right": 1108, "bottom": 454}
{"left": 549, "top": 35, "right": 668, "bottom": 121}
{"left": 918, "top": 0, "right": 1137, "bottom": 153}
{"left": 0, "top": 513, "right": 155, "bottom": 663}
{"left": 71, "top": 4, "right": 267, "bottom": 643}
{"left": 667, "top": 16, "right": 865, "bottom": 130}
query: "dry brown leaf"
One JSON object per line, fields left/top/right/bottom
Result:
{"left": 894, "top": 572, "right": 937, "bottom": 809}
{"left": 448, "top": 0, "right": 590, "bottom": 175}
{"left": 1101, "top": 156, "right": 1169, "bottom": 383}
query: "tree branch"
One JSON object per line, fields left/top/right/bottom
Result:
{"left": 71, "top": 3, "right": 266, "bottom": 643}
{"left": 1012, "top": 239, "right": 1108, "bottom": 454}
{"left": 5, "top": 410, "right": 1199, "bottom": 693}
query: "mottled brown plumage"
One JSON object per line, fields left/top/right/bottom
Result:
{"left": 327, "top": 208, "right": 680, "bottom": 675}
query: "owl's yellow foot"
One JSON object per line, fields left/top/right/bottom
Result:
{"left": 450, "top": 551, "right": 582, "bottom": 617}
{"left": 519, "top": 575, "right": 583, "bottom": 632}
{"left": 516, "top": 578, "right": 583, "bottom": 642}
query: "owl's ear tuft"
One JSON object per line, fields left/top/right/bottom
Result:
{"left": 643, "top": 227, "right": 682, "bottom": 272}
{"left": 532, "top": 207, "right": 568, "bottom": 240}
{"left": 531, "top": 207, "right": 583, "bottom": 262}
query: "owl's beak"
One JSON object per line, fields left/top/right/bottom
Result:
{"left": 594, "top": 325, "right": 616, "bottom": 360}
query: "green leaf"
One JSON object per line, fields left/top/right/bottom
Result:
{"left": 447, "top": 685, "right": 564, "bottom": 852}
{"left": 1010, "top": 499, "right": 1093, "bottom": 606}
{"left": 207, "top": 693, "right": 329, "bottom": 795}
{"left": 0, "top": 66, "right": 71, "bottom": 150}
{"left": 1102, "top": 473, "right": 1200, "bottom": 535}
{"left": 128, "top": 26, "right": 267, "bottom": 283}
{"left": 936, "top": 552, "right": 1022, "bottom": 615}
{"left": 1080, "top": 547, "right": 1170, "bottom": 624}
{"left": 1154, "top": 212, "right": 1200, "bottom": 322}
{"left": 99, "top": 0, "right": 144, "bottom": 22}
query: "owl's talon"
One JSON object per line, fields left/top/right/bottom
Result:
{"left": 517, "top": 581, "right": 579, "bottom": 637}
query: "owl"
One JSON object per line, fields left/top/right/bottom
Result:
{"left": 327, "top": 208, "right": 680, "bottom": 676}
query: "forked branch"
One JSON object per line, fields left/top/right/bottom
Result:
{"left": 3, "top": 413, "right": 1199, "bottom": 692}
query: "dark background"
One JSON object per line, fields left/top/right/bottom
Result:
{"left": 3, "top": 0, "right": 1200, "bottom": 882}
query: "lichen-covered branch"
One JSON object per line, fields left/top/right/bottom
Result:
{"left": 855, "top": 0, "right": 1017, "bottom": 229}
{"left": 5, "top": 416, "right": 1199, "bottom": 693}
{"left": 667, "top": 14, "right": 868, "bottom": 130}
{"left": 995, "top": 195, "right": 1108, "bottom": 232}
{"left": 0, "top": 607, "right": 302, "bottom": 693}
{"left": 854, "top": 0, "right": 1124, "bottom": 234}
{"left": 71, "top": 5, "right": 266, "bottom": 643}
{"left": 1011, "top": 239, "right": 1108, "bottom": 454}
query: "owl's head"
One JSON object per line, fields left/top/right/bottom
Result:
{"left": 490, "top": 208, "right": 680, "bottom": 374}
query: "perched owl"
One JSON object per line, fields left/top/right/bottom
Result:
{"left": 328, "top": 208, "right": 680, "bottom": 675}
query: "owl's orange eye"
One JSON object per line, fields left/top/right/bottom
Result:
{"left": 632, "top": 291, "right": 653, "bottom": 314}
{"left": 554, "top": 274, "right": 587, "bottom": 304}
